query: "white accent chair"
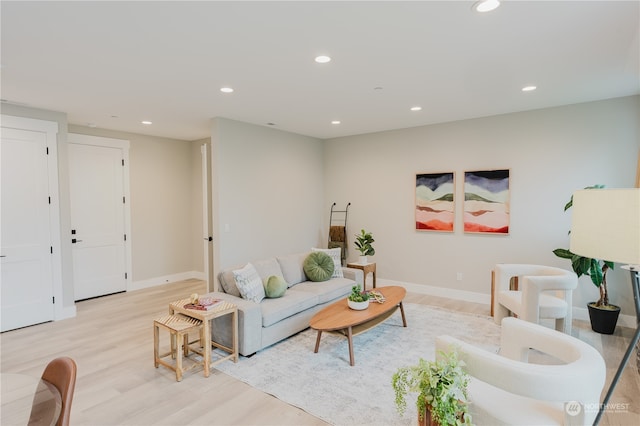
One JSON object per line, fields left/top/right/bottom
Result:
{"left": 492, "top": 264, "right": 577, "bottom": 334}
{"left": 436, "top": 317, "right": 606, "bottom": 426}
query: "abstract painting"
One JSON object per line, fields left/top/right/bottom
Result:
{"left": 464, "top": 169, "right": 510, "bottom": 234}
{"left": 415, "top": 172, "right": 455, "bottom": 232}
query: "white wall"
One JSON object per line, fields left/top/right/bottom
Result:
{"left": 210, "top": 118, "right": 325, "bottom": 278}
{"left": 323, "top": 96, "right": 640, "bottom": 315}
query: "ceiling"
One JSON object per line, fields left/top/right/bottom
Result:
{"left": 1, "top": 1, "right": 639, "bottom": 141}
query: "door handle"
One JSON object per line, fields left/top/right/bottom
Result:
{"left": 203, "top": 236, "right": 213, "bottom": 241}
{"left": 71, "top": 239, "right": 83, "bottom": 244}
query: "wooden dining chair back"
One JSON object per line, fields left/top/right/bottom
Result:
{"left": 37, "top": 357, "right": 77, "bottom": 426}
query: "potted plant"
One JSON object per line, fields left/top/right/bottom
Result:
{"left": 354, "top": 229, "right": 375, "bottom": 264}
{"left": 553, "top": 185, "right": 620, "bottom": 334}
{"left": 347, "top": 285, "right": 370, "bottom": 310}
{"left": 392, "top": 350, "right": 472, "bottom": 426}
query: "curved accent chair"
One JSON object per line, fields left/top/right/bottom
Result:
{"left": 492, "top": 264, "right": 577, "bottom": 334}
{"left": 436, "top": 317, "right": 606, "bottom": 426}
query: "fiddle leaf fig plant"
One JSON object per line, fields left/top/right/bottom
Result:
{"left": 354, "top": 229, "right": 375, "bottom": 256}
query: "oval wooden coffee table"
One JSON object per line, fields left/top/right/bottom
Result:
{"left": 309, "top": 285, "right": 407, "bottom": 366}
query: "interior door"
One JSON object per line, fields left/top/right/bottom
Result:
{"left": 69, "top": 142, "right": 126, "bottom": 300}
{"left": 1, "top": 127, "right": 55, "bottom": 331}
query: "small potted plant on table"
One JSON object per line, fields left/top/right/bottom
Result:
{"left": 354, "top": 229, "right": 375, "bottom": 264}
{"left": 347, "top": 285, "right": 370, "bottom": 310}
{"left": 392, "top": 350, "right": 472, "bottom": 426}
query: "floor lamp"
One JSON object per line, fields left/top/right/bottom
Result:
{"left": 569, "top": 188, "right": 640, "bottom": 425}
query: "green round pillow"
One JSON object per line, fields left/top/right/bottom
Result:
{"left": 265, "top": 275, "right": 287, "bottom": 298}
{"left": 303, "top": 252, "right": 335, "bottom": 282}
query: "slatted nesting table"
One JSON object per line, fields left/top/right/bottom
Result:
{"left": 169, "top": 299, "right": 238, "bottom": 377}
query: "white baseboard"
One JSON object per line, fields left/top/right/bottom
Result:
{"left": 378, "top": 278, "right": 491, "bottom": 305}
{"left": 130, "top": 270, "right": 204, "bottom": 291}
{"left": 381, "top": 278, "right": 637, "bottom": 329}
{"left": 55, "top": 304, "right": 77, "bottom": 321}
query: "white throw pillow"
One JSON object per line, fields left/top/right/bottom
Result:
{"left": 311, "top": 247, "right": 343, "bottom": 278}
{"left": 232, "top": 263, "right": 265, "bottom": 303}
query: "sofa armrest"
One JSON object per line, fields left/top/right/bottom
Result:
{"left": 342, "top": 267, "right": 363, "bottom": 285}
{"left": 203, "top": 291, "right": 263, "bottom": 356}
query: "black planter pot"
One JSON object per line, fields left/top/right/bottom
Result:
{"left": 587, "top": 303, "right": 621, "bottom": 334}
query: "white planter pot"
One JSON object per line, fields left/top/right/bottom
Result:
{"left": 348, "top": 299, "right": 369, "bottom": 310}
{"left": 358, "top": 255, "right": 367, "bottom": 264}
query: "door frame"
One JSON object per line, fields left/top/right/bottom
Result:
{"left": 1, "top": 115, "right": 64, "bottom": 319}
{"left": 68, "top": 133, "right": 132, "bottom": 291}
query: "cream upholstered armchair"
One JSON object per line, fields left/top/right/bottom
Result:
{"left": 492, "top": 264, "right": 577, "bottom": 334}
{"left": 436, "top": 317, "right": 606, "bottom": 426}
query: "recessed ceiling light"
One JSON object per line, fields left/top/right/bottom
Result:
{"left": 473, "top": 0, "right": 500, "bottom": 13}
{"left": 522, "top": 85, "right": 537, "bottom": 92}
{"left": 315, "top": 55, "right": 331, "bottom": 64}
{"left": 410, "top": 106, "right": 422, "bottom": 111}
{"left": 141, "top": 120, "right": 152, "bottom": 125}
{"left": 331, "top": 120, "right": 341, "bottom": 125}
{"left": 220, "top": 87, "right": 234, "bottom": 93}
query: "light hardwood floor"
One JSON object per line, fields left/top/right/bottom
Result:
{"left": 1, "top": 279, "right": 638, "bottom": 425}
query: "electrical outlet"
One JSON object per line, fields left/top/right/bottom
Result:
{"left": 224, "top": 224, "right": 231, "bottom": 232}
{"left": 456, "top": 272, "right": 463, "bottom": 281}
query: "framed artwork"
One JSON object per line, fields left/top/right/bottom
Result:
{"left": 415, "top": 172, "right": 455, "bottom": 232}
{"left": 464, "top": 169, "right": 510, "bottom": 234}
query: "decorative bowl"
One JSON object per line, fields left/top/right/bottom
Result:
{"left": 347, "top": 299, "right": 369, "bottom": 310}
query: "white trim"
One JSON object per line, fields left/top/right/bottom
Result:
{"left": 1, "top": 115, "right": 68, "bottom": 321}
{"left": 68, "top": 133, "right": 132, "bottom": 292}
{"left": 378, "top": 278, "right": 491, "bottom": 305}
{"left": 130, "top": 271, "right": 204, "bottom": 291}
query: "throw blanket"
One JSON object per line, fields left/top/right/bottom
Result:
{"left": 329, "top": 226, "right": 347, "bottom": 265}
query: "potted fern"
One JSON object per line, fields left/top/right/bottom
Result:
{"left": 553, "top": 185, "right": 620, "bottom": 334}
{"left": 354, "top": 229, "right": 375, "bottom": 264}
{"left": 392, "top": 350, "right": 472, "bottom": 426}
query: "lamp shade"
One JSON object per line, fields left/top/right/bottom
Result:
{"left": 569, "top": 188, "right": 640, "bottom": 265}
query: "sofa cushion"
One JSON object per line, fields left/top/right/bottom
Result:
{"left": 303, "top": 252, "right": 334, "bottom": 282}
{"left": 253, "top": 258, "right": 285, "bottom": 281}
{"left": 276, "top": 252, "right": 308, "bottom": 287}
{"left": 233, "top": 263, "right": 265, "bottom": 303}
{"left": 219, "top": 269, "right": 241, "bottom": 297}
{"left": 311, "top": 247, "right": 344, "bottom": 278}
{"left": 293, "top": 277, "right": 354, "bottom": 304}
{"left": 261, "top": 290, "right": 318, "bottom": 327}
{"left": 264, "top": 275, "right": 287, "bottom": 298}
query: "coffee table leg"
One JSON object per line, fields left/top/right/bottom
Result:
{"left": 314, "top": 330, "right": 322, "bottom": 353}
{"left": 399, "top": 302, "right": 407, "bottom": 327}
{"left": 347, "top": 326, "right": 355, "bottom": 366}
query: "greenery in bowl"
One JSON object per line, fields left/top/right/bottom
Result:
{"left": 552, "top": 185, "right": 616, "bottom": 308}
{"left": 392, "top": 350, "right": 472, "bottom": 426}
{"left": 354, "top": 229, "right": 375, "bottom": 256}
{"left": 347, "top": 285, "right": 370, "bottom": 302}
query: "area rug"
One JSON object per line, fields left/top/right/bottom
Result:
{"left": 215, "top": 303, "right": 501, "bottom": 426}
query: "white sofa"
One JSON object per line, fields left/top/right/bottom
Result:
{"left": 204, "top": 252, "right": 362, "bottom": 356}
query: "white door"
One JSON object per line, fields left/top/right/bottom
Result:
{"left": 68, "top": 141, "right": 127, "bottom": 300}
{"left": 1, "top": 127, "right": 55, "bottom": 331}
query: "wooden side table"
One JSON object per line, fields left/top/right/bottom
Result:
{"left": 169, "top": 299, "right": 238, "bottom": 377}
{"left": 346, "top": 262, "right": 376, "bottom": 290}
